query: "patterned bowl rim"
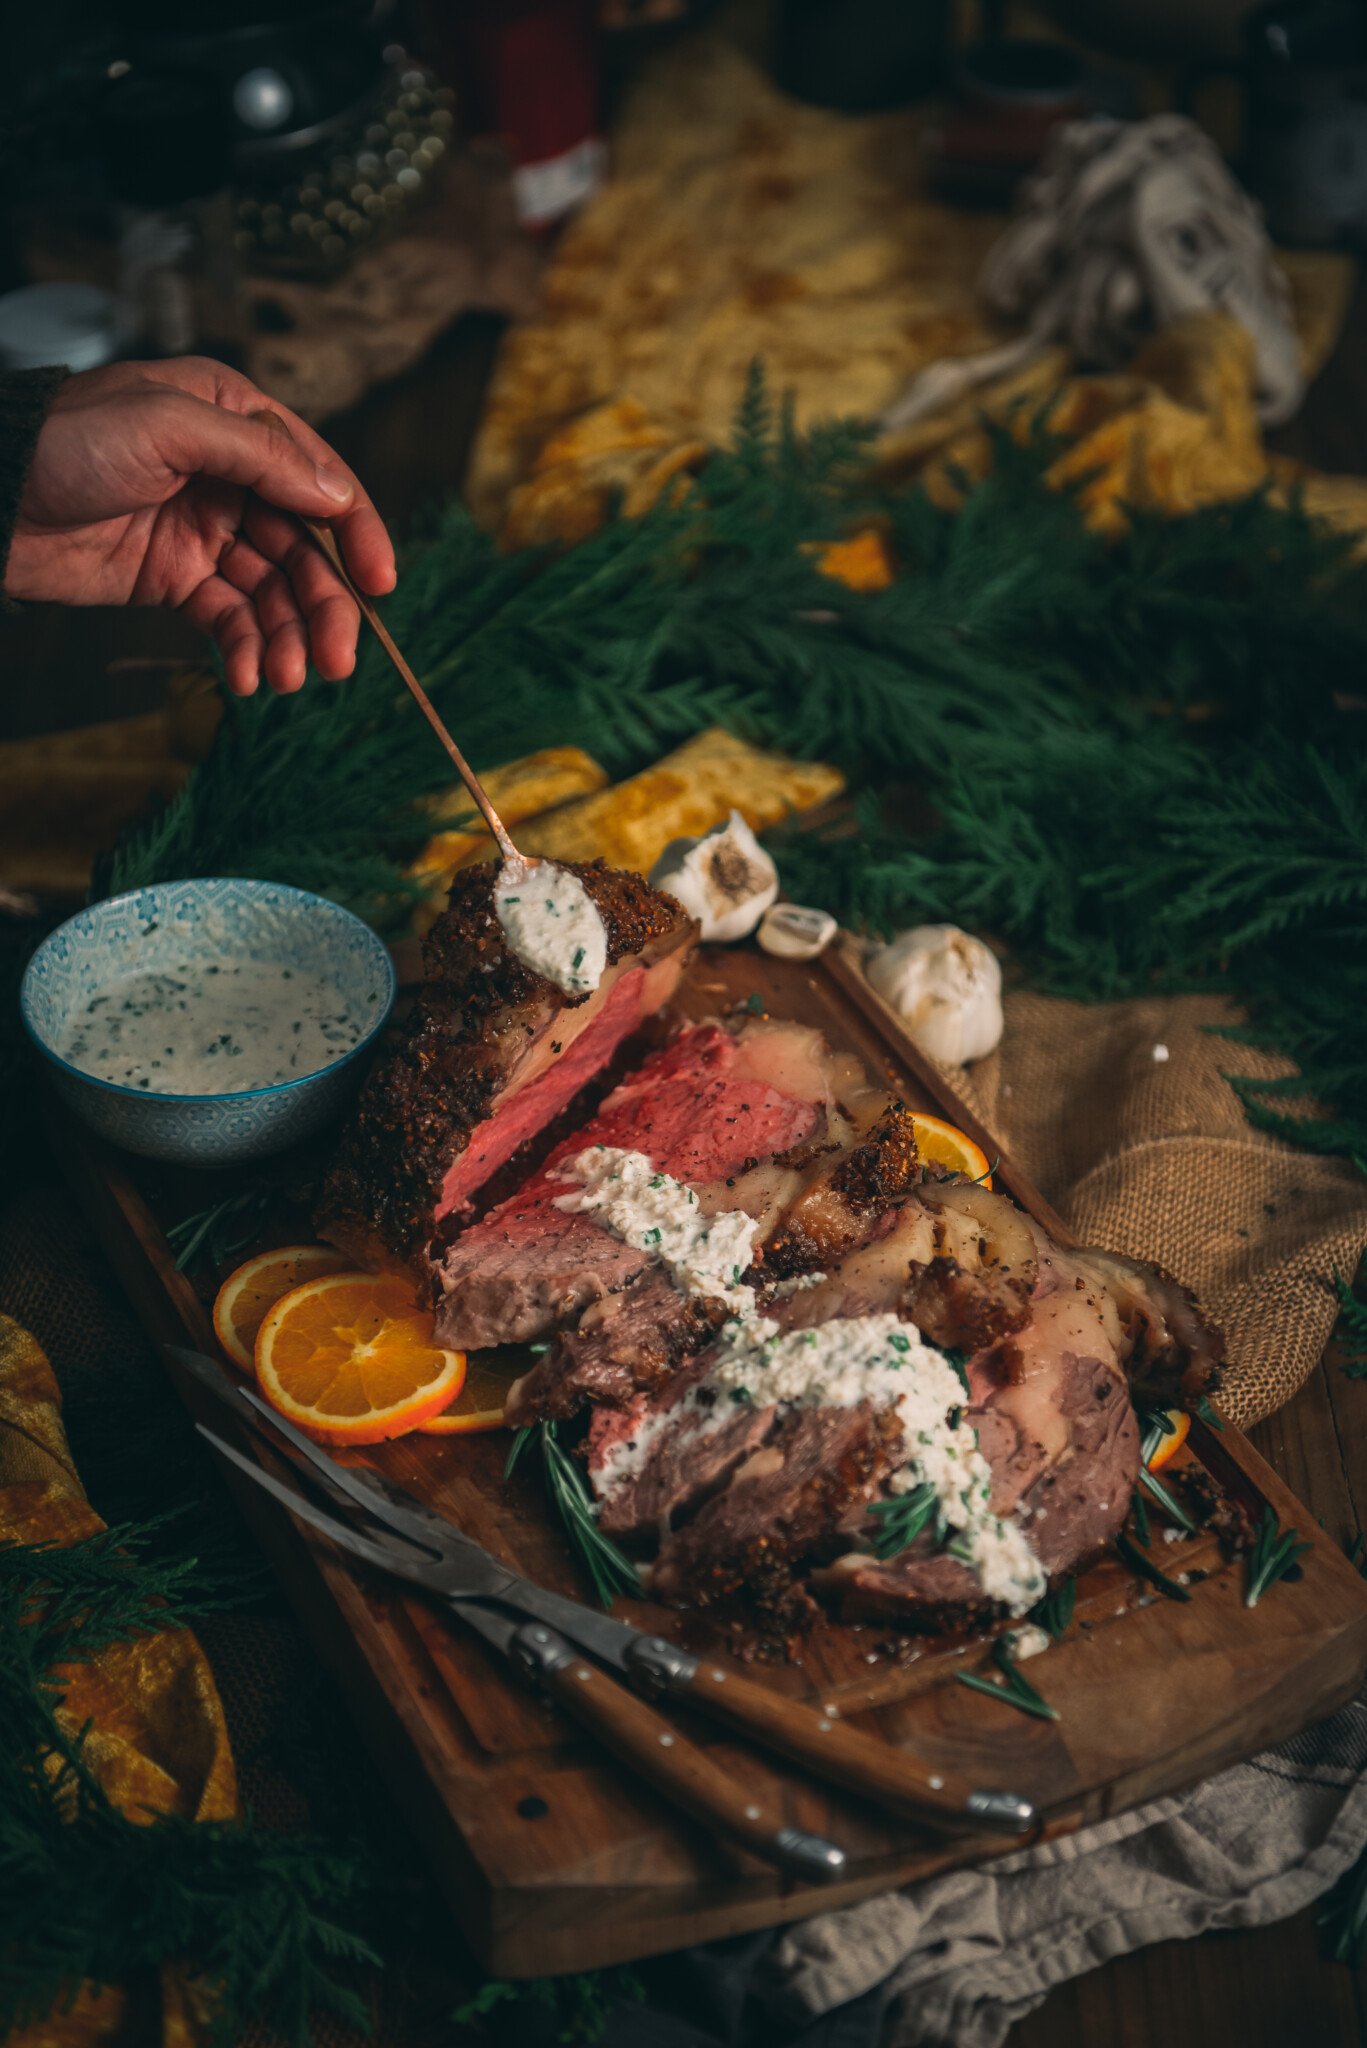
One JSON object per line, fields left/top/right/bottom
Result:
{"left": 19, "top": 879, "right": 397, "bottom": 1108}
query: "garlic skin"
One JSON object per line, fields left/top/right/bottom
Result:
{"left": 648, "top": 811, "right": 779, "bottom": 943}
{"left": 758, "top": 902, "right": 837, "bottom": 961}
{"left": 865, "top": 925, "right": 1003, "bottom": 1065}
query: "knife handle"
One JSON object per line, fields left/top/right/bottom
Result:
{"left": 625, "top": 1640, "right": 1036, "bottom": 1837}
{"left": 509, "top": 1623, "right": 845, "bottom": 1885}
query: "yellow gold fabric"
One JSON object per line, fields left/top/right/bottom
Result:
{"left": 0, "top": 1312, "right": 237, "bottom": 2048}
{"left": 511, "top": 727, "right": 845, "bottom": 874}
{"left": 467, "top": 33, "right": 1354, "bottom": 536}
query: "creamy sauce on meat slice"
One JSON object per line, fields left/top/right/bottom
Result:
{"left": 494, "top": 859, "right": 607, "bottom": 995}
{"left": 709, "top": 1315, "right": 1044, "bottom": 1612}
{"left": 58, "top": 962, "right": 365, "bottom": 1094}
{"left": 553, "top": 1147, "right": 760, "bottom": 1316}
{"left": 590, "top": 1292, "right": 1045, "bottom": 1615}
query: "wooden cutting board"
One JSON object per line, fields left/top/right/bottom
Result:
{"left": 48, "top": 939, "right": 1367, "bottom": 1978}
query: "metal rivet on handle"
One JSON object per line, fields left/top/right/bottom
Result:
{"left": 744, "top": 1804, "right": 761, "bottom": 1820}
{"left": 711, "top": 1669, "right": 726, "bottom": 1683}
{"left": 929, "top": 1775, "right": 944, "bottom": 1791}
{"left": 658, "top": 1733, "right": 675, "bottom": 1747}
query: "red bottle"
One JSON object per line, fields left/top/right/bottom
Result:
{"left": 422, "top": 0, "right": 606, "bottom": 228}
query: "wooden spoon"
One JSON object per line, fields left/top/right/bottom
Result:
{"left": 250, "top": 409, "right": 529, "bottom": 871}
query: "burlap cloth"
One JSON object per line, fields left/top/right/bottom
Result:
{"left": 906, "top": 983, "right": 1367, "bottom": 1429}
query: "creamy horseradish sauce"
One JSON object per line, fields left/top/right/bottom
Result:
{"left": 554, "top": 1148, "right": 759, "bottom": 1316}
{"left": 58, "top": 963, "right": 368, "bottom": 1095}
{"left": 494, "top": 860, "right": 607, "bottom": 996}
{"left": 711, "top": 1315, "right": 1045, "bottom": 1613}
{"left": 569, "top": 1146, "right": 1045, "bottom": 1615}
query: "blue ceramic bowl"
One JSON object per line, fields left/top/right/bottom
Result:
{"left": 21, "top": 879, "right": 395, "bottom": 1167}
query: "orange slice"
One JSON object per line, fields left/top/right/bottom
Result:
{"left": 912, "top": 1112, "right": 992, "bottom": 1188}
{"left": 255, "top": 1273, "right": 466, "bottom": 1445}
{"left": 1145, "top": 1407, "right": 1191, "bottom": 1473}
{"left": 213, "top": 1243, "right": 354, "bottom": 1372}
{"left": 418, "top": 1351, "right": 523, "bottom": 1436}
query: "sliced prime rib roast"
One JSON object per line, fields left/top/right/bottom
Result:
{"left": 438, "top": 1017, "right": 911, "bottom": 1362}
{"left": 316, "top": 860, "right": 694, "bottom": 1274}
{"left": 589, "top": 1179, "right": 1222, "bottom": 1631}
{"left": 496, "top": 1023, "right": 920, "bottom": 1417}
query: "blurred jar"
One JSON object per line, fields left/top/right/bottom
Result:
{"left": 97, "top": 68, "right": 240, "bottom": 363}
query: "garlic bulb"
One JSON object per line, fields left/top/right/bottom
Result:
{"left": 648, "top": 811, "right": 779, "bottom": 943}
{"left": 865, "top": 924, "right": 1003, "bottom": 1065}
{"left": 757, "top": 902, "right": 837, "bottom": 961}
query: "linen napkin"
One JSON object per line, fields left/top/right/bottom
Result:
{"left": 752, "top": 1684, "right": 1367, "bottom": 2046}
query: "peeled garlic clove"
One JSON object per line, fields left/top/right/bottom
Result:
{"left": 758, "top": 902, "right": 837, "bottom": 961}
{"left": 865, "top": 923, "right": 1003, "bottom": 1065}
{"left": 648, "top": 810, "right": 779, "bottom": 943}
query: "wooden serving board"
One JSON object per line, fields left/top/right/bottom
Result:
{"left": 49, "top": 941, "right": 1367, "bottom": 1978}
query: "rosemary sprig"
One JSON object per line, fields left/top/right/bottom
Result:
{"left": 1131, "top": 1486, "right": 1151, "bottom": 1548}
{"left": 955, "top": 1637, "right": 1059, "bottom": 1722}
{"left": 166, "top": 1186, "right": 275, "bottom": 1273}
{"left": 867, "top": 1483, "right": 938, "bottom": 1560}
{"left": 1245, "top": 1504, "right": 1313, "bottom": 1608}
{"left": 947, "top": 1154, "right": 1000, "bottom": 1189}
{"left": 1137, "top": 1465, "right": 1198, "bottom": 1535}
{"left": 504, "top": 1425, "right": 534, "bottom": 1481}
{"left": 1028, "top": 1575, "right": 1075, "bottom": 1641}
{"left": 1132, "top": 1408, "right": 1200, "bottom": 1536}
{"left": 1115, "top": 1530, "right": 1191, "bottom": 1601}
{"left": 538, "top": 1421, "right": 641, "bottom": 1611}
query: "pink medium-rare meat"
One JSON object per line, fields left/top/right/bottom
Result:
{"left": 432, "top": 1022, "right": 826, "bottom": 1351}
{"left": 502, "top": 1025, "right": 925, "bottom": 1420}
{"left": 316, "top": 861, "right": 695, "bottom": 1272}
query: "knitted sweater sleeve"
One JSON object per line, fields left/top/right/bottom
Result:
{"left": 0, "top": 366, "right": 68, "bottom": 606}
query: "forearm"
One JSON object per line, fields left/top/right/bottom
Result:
{"left": 0, "top": 368, "right": 68, "bottom": 606}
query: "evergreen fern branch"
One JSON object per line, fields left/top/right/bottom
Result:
{"left": 95, "top": 367, "right": 1367, "bottom": 1168}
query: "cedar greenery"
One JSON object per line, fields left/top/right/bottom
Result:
{"left": 104, "top": 370, "right": 1367, "bottom": 1168}
{"left": 0, "top": 1522, "right": 381, "bottom": 2044}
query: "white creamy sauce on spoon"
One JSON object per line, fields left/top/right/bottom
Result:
{"left": 493, "top": 859, "right": 607, "bottom": 996}
{"left": 58, "top": 962, "right": 367, "bottom": 1095}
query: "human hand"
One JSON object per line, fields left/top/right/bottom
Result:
{"left": 5, "top": 357, "right": 396, "bottom": 696}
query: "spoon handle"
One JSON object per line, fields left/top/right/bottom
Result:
{"left": 252, "top": 410, "right": 521, "bottom": 866}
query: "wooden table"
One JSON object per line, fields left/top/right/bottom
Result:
{"left": 4, "top": 278, "right": 1367, "bottom": 2043}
